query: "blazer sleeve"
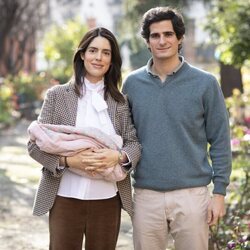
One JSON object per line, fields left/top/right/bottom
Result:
{"left": 27, "top": 87, "right": 63, "bottom": 177}
{"left": 117, "top": 96, "right": 141, "bottom": 171}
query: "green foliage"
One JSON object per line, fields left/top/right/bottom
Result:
{"left": 1, "top": 71, "right": 53, "bottom": 121}
{"left": 205, "top": 0, "right": 250, "bottom": 67}
{"left": 43, "top": 17, "right": 87, "bottom": 82}
{"left": 4, "top": 72, "right": 49, "bottom": 102}
{"left": 0, "top": 84, "right": 13, "bottom": 123}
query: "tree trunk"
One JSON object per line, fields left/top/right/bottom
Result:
{"left": 220, "top": 62, "right": 243, "bottom": 98}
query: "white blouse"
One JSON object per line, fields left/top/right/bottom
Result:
{"left": 57, "top": 78, "right": 118, "bottom": 200}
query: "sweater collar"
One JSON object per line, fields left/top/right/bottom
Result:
{"left": 146, "top": 56, "right": 185, "bottom": 77}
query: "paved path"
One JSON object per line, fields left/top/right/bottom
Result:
{"left": 0, "top": 119, "right": 133, "bottom": 250}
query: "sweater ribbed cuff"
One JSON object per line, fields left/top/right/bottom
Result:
{"left": 213, "top": 182, "right": 227, "bottom": 196}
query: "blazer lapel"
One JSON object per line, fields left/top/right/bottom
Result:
{"left": 106, "top": 93, "right": 119, "bottom": 133}
{"left": 64, "top": 82, "right": 78, "bottom": 126}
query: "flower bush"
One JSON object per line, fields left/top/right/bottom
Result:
{"left": 209, "top": 81, "right": 250, "bottom": 250}
{"left": 0, "top": 83, "right": 13, "bottom": 124}
{"left": 0, "top": 71, "right": 53, "bottom": 123}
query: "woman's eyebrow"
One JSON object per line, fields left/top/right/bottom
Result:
{"left": 88, "top": 46, "right": 111, "bottom": 52}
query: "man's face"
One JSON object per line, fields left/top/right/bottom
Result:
{"left": 147, "top": 20, "right": 183, "bottom": 61}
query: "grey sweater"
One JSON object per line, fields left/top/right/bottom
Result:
{"left": 123, "top": 59, "right": 232, "bottom": 195}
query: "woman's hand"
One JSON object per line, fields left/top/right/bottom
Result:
{"left": 66, "top": 148, "right": 119, "bottom": 173}
{"left": 84, "top": 148, "right": 119, "bottom": 172}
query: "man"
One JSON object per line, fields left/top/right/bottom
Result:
{"left": 122, "top": 6, "right": 232, "bottom": 250}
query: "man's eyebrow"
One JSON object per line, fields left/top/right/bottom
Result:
{"left": 150, "top": 31, "right": 174, "bottom": 34}
{"left": 163, "top": 31, "right": 175, "bottom": 34}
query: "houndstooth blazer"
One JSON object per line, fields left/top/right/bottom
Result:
{"left": 27, "top": 81, "right": 141, "bottom": 217}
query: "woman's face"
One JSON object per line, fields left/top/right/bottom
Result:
{"left": 82, "top": 36, "right": 112, "bottom": 83}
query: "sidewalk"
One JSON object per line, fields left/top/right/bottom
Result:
{"left": 0, "top": 119, "right": 133, "bottom": 250}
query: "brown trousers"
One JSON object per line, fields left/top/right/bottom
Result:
{"left": 49, "top": 194, "right": 121, "bottom": 250}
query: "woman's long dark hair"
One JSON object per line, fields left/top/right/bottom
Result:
{"left": 73, "top": 27, "right": 124, "bottom": 103}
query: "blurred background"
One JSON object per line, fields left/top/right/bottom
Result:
{"left": 0, "top": 0, "right": 249, "bottom": 249}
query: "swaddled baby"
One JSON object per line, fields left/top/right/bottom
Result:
{"left": 28, "top": 121, "right": 126, "bottom": 181}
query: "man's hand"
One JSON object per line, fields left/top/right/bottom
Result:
{"left": 207, "top": 194, "right": 226, "bottom": 226}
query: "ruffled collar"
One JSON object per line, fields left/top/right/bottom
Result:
{"left": 84, "top": 78, "right": 105, "bottom": 93}
{"left": 83, "top": 77, "right": 107, "bottom": 113}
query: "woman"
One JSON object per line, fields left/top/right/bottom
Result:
{"left": 27, "top": 27, "right": 141, "bottom": 250}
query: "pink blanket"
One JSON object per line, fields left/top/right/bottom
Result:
{"left": 28, "top": 121, "right": 126, "bottom": 182}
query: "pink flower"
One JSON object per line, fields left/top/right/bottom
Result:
{"left": 231, "top": 138, "right": 241, "bottom": 146}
